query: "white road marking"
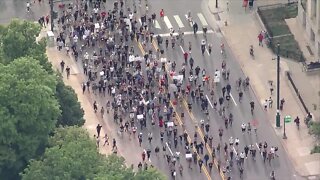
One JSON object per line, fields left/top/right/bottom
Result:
{"left": 166, "top": 142, "right": 174, "bottom": 156}
{"left": 144, "top": 149, "right": 152, "bottom": 162}
{"left": 197, "top": 13, "right": 208, "bottom": 26}
{"left": 185, "top": 14, "right": 194, "bottom": 26}
{"left": 179, "top": 45, "right": 185, "bottom": 53}
{"left": 206, "top": 95, "right": 214, "bottom": 108}
{"left": 255, "top": 143, "right": 260, "bottom": 150}
{"left": 206, "top": 49, "right": 210, "bottom": 55}
{"left": 155, "top": 29, "right": 214, "bottom": 37}
{"left": 163, "top": 16, "right": 173, "bottom": 29}
{"left": 155, "top": 20, "right": 161, "bottom": 29}
{"left": 174, "top": 15, "right": 184, "bottom": 28}
{"left": 230, "top": 93, "right": 237, "bottom": 106}
{"left": 256, "top": 143, "right": 263, "bottom": 157}
{"left": 232, "top": 146, "right": 237, "bottom": 154}
{"left": 138, "top": 18, "right": 142, "bottom": 25}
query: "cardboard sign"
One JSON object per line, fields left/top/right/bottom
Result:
{"left": 186, "top": 153, "right": 192, "bottom": 159}
{"left": 214, "top": 70, "right": 220, "bottom": 83}
{"left": 167, "top": 122, "right": 174, "bottom": 127}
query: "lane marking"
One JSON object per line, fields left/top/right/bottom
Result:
{"left": 166, "top": 142, "right": 174, "bottom": 156}
{"left": 154, "top": 20, "right": 161, "bottom": 29}
{"left": 256, "top": 143, "right": 263, "bottom": 157}
{"left": 144, "top": 149, "right": 152, "bottom": 162}
{"left": 232, "top": 146, "right": 237, "bottom": 154}
{"left": 205, "top": 95, "right": 214, "bottom": 109}
{"left": 138, "top": 41, "right": 217, "bottom": 180}
{"left": 174, "top": 15, "right": 184, "bottom": 28}
{"left": 197, "top": 13, "right": 208, "bottom": 26}
{"left": 185, "top": 14, "right": 194, "bottom": 26}
{"left": 179, "top": 45, "right": 185, "bottom": 53}
{"left": 230, "top": 93, "right": 238, "bottom": 106}
{"left": 163, "top": 16, "right": 173, "bottom": 29}
{"left": 138, "top": 18, "right": 142, "bottom": 25}
{"left": 155, "top": 29, "right": 214, "bottom": 37}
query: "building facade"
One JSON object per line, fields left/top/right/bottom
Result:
{"left": 297, "top": 0, "right": 320, "bottom": 61}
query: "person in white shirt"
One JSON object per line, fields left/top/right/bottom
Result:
{"left": 26, "top": 2, "right": 30, "bottom": 12}
{"left": 270, "top": 146, "right": 275, "bottom": 158}
{"left": 241, "top": 123, "right": 246, "bottom": 134}
{"left": 235, "top": 138, "right": 240, "bottom": 147}
{"left": 229, "top": 137, "right": 234, "bottom": 146}
{"left": 73, "top": 35, "right": 78, "bottom": 45}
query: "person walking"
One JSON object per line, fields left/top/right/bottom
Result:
{"left": 65, "top": 66, "right": 70, "bottom": 78}
{"left": 96, "top": 124, "right": 102, "bottom": 137}
{"left": 160, "top": 9, "right": 164, "bottom": 19}
{"left": 258, "top": 32, "right": 264, "bottom": 46}
{"left": 60, "top": 60, "right": 65, "bottom": 72}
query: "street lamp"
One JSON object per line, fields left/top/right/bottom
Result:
{"left": 50, "top": 0, "right": 54, "bottom": 31}
{"left": 276, "top": 44, "right": 281, "bottom": 128}
{"left": 216, "top": 0, "right": 218, "bottom": 8}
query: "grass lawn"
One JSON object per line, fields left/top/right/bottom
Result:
{"left": 270, "top": 35, "right": 305, "bottom": 62}
{"left": 258, "top": 3, "right": 305, "bottom": 62}
{"left": 259, "top": 3, "right": 298, "bottom": 37}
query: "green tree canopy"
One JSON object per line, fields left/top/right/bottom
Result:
{"left": 0, "top": 57, "right": 60, "bottom": 178}
{"left": 21, "top": 127, "right": 133, "bottom": 180}
{"left": 55, "top": 79, "right": 85, "bottom": 127}
{"left": 0, "top": 20, "right": 52, "bottom": 73}
{"left": 1, "top": 20, "right": 41, "bottom": 61}
{"left": 21, "top": 127, "right": 166, "bottom": 180}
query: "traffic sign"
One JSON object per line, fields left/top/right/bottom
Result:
{"left": 284, "top": 115, "right": 291, "bottom": 123}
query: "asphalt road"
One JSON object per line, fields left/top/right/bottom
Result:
{"left": 0, "top": 0, "right": 49, "bottom": 24}
{"left": 131, "top": 0, "right": 304, "bottom": 180}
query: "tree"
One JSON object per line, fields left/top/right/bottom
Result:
{"left": 0, "top": 20, "right": 52, "bottom": 73}
{"left": 133, "top": 168, "right": 167, "bottom": 180}
{"left": 21, "top": 127, "right": 134, "bottom": 180}
{"left": 56, "top": 79, "right": 85, "bottom": 127}
{"left": 0, "top": 57, "right": 60, "bottom": 179}
{"left": 1, "top": 19, "right": 41, "bottom": 61}
{"left": 21, "top": 127, "right": 166, "bottom": 180}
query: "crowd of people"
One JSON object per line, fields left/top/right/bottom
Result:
{"left": 54, "top": 0, "right": 279, "bottom": 179}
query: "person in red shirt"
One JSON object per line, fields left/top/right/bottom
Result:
{"left": 45, "top": 15, "right": 49, "bottom": 25}
{"left": 258, "top": 32, "right": 264, "bottom": 46}
{"left": 160, "top": 9, "right": 164, "bottom": 19}
{"left": 183, "top": 52, "right": 188, "bottom": 64}
{"left": 101, "top": 11, "right": 107, "bottom": 19}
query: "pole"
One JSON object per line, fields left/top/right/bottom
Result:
{"left": 276, "top": 44, "right": 281, "bottom": 128}
{"left": 283, "top": 116, "right": 287, "bottom": 139}
{"left": 216, "top": 0, "right": 218, "bottom": 8}
{"left": 50, "top": 0, "right": 54, "bottom": 31}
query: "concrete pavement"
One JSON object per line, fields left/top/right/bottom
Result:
{"left": 206, "top": 0, "right": 320, "bottom": 178}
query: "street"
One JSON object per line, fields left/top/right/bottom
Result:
{"left": 128, "top": 0, "right": 301, "bottom": 179}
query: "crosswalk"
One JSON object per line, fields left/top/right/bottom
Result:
{"left": 139, "top": 12, "right": 209, "bottom": 31}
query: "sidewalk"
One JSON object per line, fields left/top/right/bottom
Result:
{"left": 206, "top": 0, "right": 320, "bottom": 178}
{"left": 44, "top": 32, "right": 143, "bottom": 168}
